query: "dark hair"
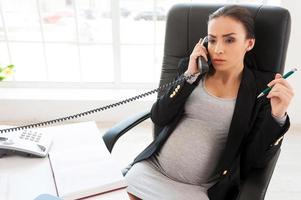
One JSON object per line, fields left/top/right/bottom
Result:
{"left": 208, "top": 5, "right": 255, "bottom": 39}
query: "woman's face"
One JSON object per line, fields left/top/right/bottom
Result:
{"left": 207, "top": 16, "right": 254, "bottom": 73}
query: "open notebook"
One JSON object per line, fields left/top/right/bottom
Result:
{"left": 47, "top": 122, "right": 127, "bottom": 200}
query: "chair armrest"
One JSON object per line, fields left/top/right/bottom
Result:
{"left": 238, "top": 148, "right": 281, "bottom": 200}
{"left": 102, "top": 110, "right": 151, "bottom": 153}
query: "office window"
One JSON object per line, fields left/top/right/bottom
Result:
{"left": 0, "top": 0, "right": 281, "bottom": 87}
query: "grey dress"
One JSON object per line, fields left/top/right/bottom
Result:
{"left": 125, "top": 78, "right": 236, "bottom": 200}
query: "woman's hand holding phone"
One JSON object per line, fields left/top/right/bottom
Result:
{"left": 186, "top": 37, "right": 209, "bottom": 75}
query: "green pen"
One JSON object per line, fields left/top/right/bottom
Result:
{"left": 257, "top": 68, "right": 297, "bottom": 98}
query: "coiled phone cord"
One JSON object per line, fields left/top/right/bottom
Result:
{"left": 0, "top": 74, "right": 194, "bottom": 134}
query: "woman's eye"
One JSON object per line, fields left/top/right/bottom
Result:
{"left": 208, "top": 39, "right": 216, "bottom": 44}
{"left": 225, "top": 38, "right": 235, "bottom": 43}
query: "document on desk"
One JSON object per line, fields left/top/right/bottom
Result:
{"left": 47, "top": 122, "right": 127, "bottom": 200}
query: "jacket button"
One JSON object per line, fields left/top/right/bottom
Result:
{"left": 222, "top": 170, "right": 228, "bottom": 175}
{"left": 176, "top": 85, "right": 181, "bottom": 89}
{"left": 170, "top": 94, "right": 174, "bottom": 98}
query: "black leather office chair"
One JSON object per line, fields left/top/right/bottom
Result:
{"left": 103, "top": 4, "right": 291, "bottom": 200}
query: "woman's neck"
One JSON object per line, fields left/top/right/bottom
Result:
{"left": 208, "top": 65, "right": 244, "bottom": 85}
{"left": 203, "top": 65, "right": 244, "bottom": 99}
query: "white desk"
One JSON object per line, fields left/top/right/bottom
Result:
{"left": 0, "top": 122, "right": 129, "bottom": 200}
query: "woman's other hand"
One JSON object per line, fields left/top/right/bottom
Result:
{"left": 186, "top": 38, "right": 208, "bottom": 75}
{"left": 266, "top": 73, "right": 294, "bottom": 118}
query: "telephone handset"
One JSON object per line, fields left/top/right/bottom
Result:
{"left": 0, "top": 36, "right": 211, "bottom": 158}
{"left": 197, "top": 36, "right": 212, "bottom": 74}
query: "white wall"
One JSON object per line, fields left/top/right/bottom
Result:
{"left": 281, "top": 0, "right": 301, "bottom": 125}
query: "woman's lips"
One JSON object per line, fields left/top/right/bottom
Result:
{"left": 212, "top": 59, "right": 226, "bottom": 64}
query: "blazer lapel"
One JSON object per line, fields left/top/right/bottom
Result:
{"left": 216, "top": 67, "right": 257, "bottom": 173}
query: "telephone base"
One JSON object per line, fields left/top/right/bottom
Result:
{"left": 0, "top": 149, "right": 43, "bottom": 158}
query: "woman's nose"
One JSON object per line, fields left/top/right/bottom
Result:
{"left": 214, "top": 42, "right": 224, "bottom": 54}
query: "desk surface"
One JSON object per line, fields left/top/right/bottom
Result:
{"left": 0, "top": 122, "right": 129, "bottom": 200}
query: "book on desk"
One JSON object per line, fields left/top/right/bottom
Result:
{"left": 0, "top": 122, "right": 127, "bottom": 200}
{"left": 48, "top": 122, "right": 128, "bottom": 200}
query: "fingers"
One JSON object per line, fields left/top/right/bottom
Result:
{"left": 268, "top": 81, "right": 294, "bottom": 98}
{"left": 188, "top": 38, "right": 210, "bottom": 73}
{"left": 267, "top": 90, "right": 291, "bottom": 102}
{"left": 199, "top": 37, "right": 203, "bottom": 44}
{"left": 199, "top": 46, "right": 208, "bottom": 61}
{"left": 275, "top": 73, "right": 282, "bottom": 79}
{"left": 266, "top": 73, "right": 294, "bottom": 118}
{"left": 267, "top": 73, "right": 293, "bottom": 91}
{"left": 191, "top": 39, "right": 208, "bottom": 61}
{"left": 267, "top": 83, "right": 294, "bottom": 104}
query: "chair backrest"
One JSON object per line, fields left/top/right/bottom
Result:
{"left": 153, "top": 3, "right": 291, "bottom": 137}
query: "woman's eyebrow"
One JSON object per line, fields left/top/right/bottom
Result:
{"left": 208, "top": 33, "right": 236, "bottom": 38}
{"left": 222, "top": 33, "right": 236, "bottom": 37}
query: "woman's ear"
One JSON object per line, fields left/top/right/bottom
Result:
{"left": 246, "top": 38, "right": 255, "bottom": 51}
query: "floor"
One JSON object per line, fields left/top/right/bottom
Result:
{"left": 97, "top": 120, "right": 301, "bottom": 200}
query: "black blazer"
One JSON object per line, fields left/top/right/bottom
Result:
{"left": 130, "top": 63, "right": 290, "bottom": 200}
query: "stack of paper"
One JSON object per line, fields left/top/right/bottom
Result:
{"left": 47, "top": 122, "right": 127, "bottom": 200}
